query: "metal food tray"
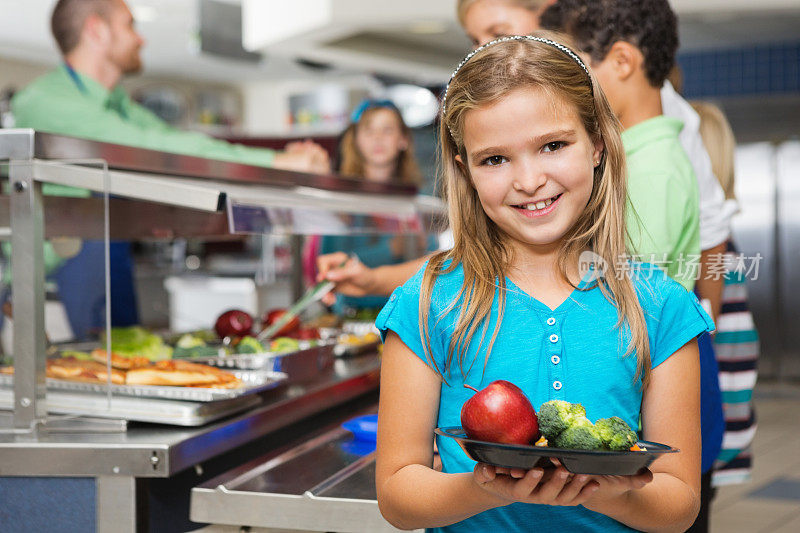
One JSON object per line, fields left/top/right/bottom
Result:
{"left": 333, "top": 340, "right": 381, "bottom": 358}
{"left": 341, "top": 321, "right": 380, "bottom": 336}
{"left": 0, "top": 370, "right": 287, "bottom": 402}
{"left": 0, "top": 388, "right": 263, "bottom": 426}
{"left": 191, "top": 408, "right": 402, "bottom": 531}
{"left": 179, "top": 341, "right": 336, "bottom": 371}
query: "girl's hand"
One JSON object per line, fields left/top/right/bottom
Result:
{"left": 582, "top": 469, "right": 654, "bottom": 510}
{"left": 547, "top": 458, "right": 653, "bottom": 508}
{"left": 473, "top": 463, "right": 599, "bottom": 507}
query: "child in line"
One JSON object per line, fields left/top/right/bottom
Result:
{"left": 541, "top": 0, "right": 699, "bottom": 289}
{"left": 316, "top": 99, "right": 436, "bottom": 314}
{"left": 375, "top": 34, "right": 712, "bottom": 532}
{"left": 692, "top": 101, "right": 760, "bottom": 491}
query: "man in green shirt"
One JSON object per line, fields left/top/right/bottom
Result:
{"left": 7, "top": 0, "right": 330, "bottom": 338}
{"left": 12, "top": 0, "right": 330, "bottom": 175}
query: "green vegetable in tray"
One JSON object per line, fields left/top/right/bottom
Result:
{"left": 538, "top": 399, "right": 587, "bottom": 440}
{"left": 553, "top": 416, "right": 602, "bottom": 450}
{"left": 269, "top": 337, "right": 301, "bottom": 353}
{"left": 537, "top": 400, "right": 639, "bottom": 451}
{"left": 236, "top": 336, "right": 266, "bottom": 354}
{"left": 349, "top": 308, "right": 382, "bottom": 321}
{"left": 595, "top": 416, "right": 638, "bottom": 451}
{"left": 172, "top": 334, "right": 219, "bottom": 358}
{"left": 101, "top": 326, "right": 172, "bottom": 361}
{"left": 60, "top": 350, "right": 92, "bottom": 360}
{"left": 176, "top": 333, "right": 205, "bottom": 349}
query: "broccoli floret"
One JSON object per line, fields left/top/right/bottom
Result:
{"left": 236, "top": 336, "right": 265, "bottom": 354}
{"left": 553, "top": 417, "right": 602, "bottom": 450}
{"left": 595, "top": 416, "right": 638, "bottom": 451}
{"left": 537, "top": 400, "right": 588, "bottom": 439}
{"left": 270, "top": 337, "right": 301, "bottom": 353}
{"left": 176, "top": 334, "right": 205, "bottom": 349}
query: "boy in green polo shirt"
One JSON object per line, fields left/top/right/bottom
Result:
{"left": 541, "top": 0, "right": 700, "bottom": 291}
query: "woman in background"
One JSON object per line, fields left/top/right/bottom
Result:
{"left": 692, "top": 101, "right": 760, "bottom": 489}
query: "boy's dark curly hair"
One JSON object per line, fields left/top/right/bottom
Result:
{"left": 540, "top": 0, "right": 678, "bottom": 88}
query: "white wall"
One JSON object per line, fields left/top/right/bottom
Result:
{"left": 0, "top": 56, "right": 49, "bottom": 93}
{"left": 240, "top": 74, "right": 381, "bottom": 137}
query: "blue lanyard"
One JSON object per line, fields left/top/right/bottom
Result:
{"left": 64, "top": 62, "right": 128, "bottom": 119}
{"left": 64, "top": 62, "right": 87, "bottom": 94}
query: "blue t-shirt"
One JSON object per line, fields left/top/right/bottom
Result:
{"left": 376, "top": 261, "right": 714, "bottom": 533}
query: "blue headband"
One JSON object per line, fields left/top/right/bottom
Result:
{"left": 350, "top": 99, "right": 400, "bottom": 123}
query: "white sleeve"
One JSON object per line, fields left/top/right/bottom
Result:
{"left": 661, "top": 82, "right": 739, "bottom": 250}
{"left": 438, "top": 228, "right": 454, "bottom": 251}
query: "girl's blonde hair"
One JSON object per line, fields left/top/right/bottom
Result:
{"left": 692, "top": 101, "right": 737, "bottom": 201}
{"left": 421, "top": 32, "right": 653, "bottom": 387}
{"left": 456, "top": 0, "right": 548, "bottom": 26}
{"left": 338, "top": 106, "right": 422, "bottom": 186}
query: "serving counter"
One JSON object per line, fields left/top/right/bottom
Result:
{"left": 0, "top": 130, "right": 443, "bottom": 532}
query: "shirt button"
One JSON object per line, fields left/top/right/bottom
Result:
{"left": 546, "top": 317, "right": 556, "bottom": 326}
{"left": 553, "top": 381, "right": 562, "bottom": 390}
{"left": 549, "top": 334, "right": 559, "bottom": 343}
{"left": 390, "top": 294, "right": 396, "bottom": 301}
{"left": 551, "top": 355, "right": 560, "bottom": 365}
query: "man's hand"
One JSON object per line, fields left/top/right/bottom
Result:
{"left": 273, "top": 140, "right": 331, "bottom": 174}
{"left": 316, "top": 252, "right": 377, "bottom": 305}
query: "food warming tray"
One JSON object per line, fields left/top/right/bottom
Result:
{"left": 0, "top": 370, "right": 287, "bottom": 402}
{"left": 0, "top": 388, "right": 263, "bottom": 426}
{"left": 178, "top": 341, "right": 335, "bottom": 371}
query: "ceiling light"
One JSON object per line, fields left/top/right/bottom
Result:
{"left": 407, "top": 20, "right": 448, "bottom": 35}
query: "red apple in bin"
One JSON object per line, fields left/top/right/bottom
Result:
{"left": 262, "top": 308, "right": 301, "bottom": 338}
{"left": 460, "top": 380, "right": 539, "bottom": 445}
{"left": 214, "top": 309, "right": 253, "bottom": 339}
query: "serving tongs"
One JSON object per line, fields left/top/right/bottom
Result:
{"left": 256, "top": 256, "right": 352, "bottom": 342}
{"left": 256, "top": 280, "right": 335, "bottom": 342}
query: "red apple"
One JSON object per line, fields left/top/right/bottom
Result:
{"left": 460, "top": 380, "right": 539, "bottom": 445}
{"left": 214, "top": 309, "right": 253, "bottom": 339}
{"left": 262, "top": 309, "right": 301, "bottom": 337}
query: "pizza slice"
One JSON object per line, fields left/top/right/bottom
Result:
{"left": 48, "top": 357, "right": 126, "bottom": 384}
{"left": 125, "top": 359, "right": 242, "bottom": 388}
{"left": 1, "top": 357, "right": 126, "bottom": 385}
{"left": 92, "top": 349, "right": 150, "bottom": 370}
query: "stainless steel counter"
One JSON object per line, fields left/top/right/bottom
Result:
{"left": 191, "top": 402, "right": 404, "bottom": 532}
{"left": 0, "top": 354, "right": 380, "bottom": 478}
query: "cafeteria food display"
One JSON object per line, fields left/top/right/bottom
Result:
{"left": 0, "top": 307, "right": 383, "bottom": 392}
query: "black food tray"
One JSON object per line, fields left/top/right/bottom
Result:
{"left": 435, "top": 426, "right": 677, "bottom": 476}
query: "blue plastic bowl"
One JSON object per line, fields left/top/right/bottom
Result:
{"left": 342, "top": 414, "right": 378, "bottom": 442}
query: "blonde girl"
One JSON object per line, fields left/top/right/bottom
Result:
{"left": 375, "top": 34, "right": 713, "bottom": 532}
{"left": 338, "top": 99, "right": 421, "bottom": 185}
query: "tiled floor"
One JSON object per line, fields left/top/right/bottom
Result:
{"left": 710, "top": 380, "right": 800, "bottom": 533}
